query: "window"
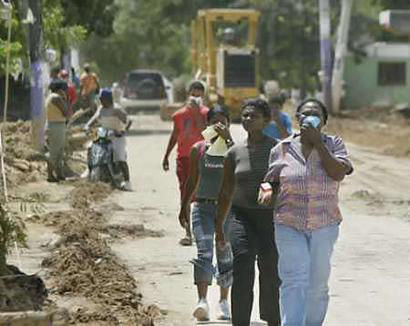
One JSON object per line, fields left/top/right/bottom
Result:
{"left": 378, "top": 62, "right": 406, "bottom": 86}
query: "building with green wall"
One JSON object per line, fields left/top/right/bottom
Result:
{"left": 344, "top": 42, "right": 410, "bottom": 110}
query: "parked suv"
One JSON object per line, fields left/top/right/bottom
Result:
{"left": 120, "top": 69, "right": 170, "bottom": 114}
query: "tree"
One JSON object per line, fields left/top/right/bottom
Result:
{"left": 81, "top": 0, "right": 235, "bottom": 83}
{"left": 81, "top": 0, "right": 392, "bottom": 94}
{"left": 374, "top": 0, "right": 410, "bottom": 10}
{"left": 59, "top": 0, "right": 117, "bottom": 37}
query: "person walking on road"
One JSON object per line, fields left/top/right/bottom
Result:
{"left": 46, "top": 80, "right": 71, "bottom": 182}
{"left": 162, "top": 81, "right": 209, "bottom": 246}
{"left": 216, "top": 98, "right": 281, "bottom": 326}
{"left": 263, "top": 92, "right": 293, "bottom": 140}
{"left": 261, "top": 98, "right": 353, "bottom": 326}
{"left": 79, "top": 63, "right": 100, "bottom": 112}
{"left": 179, "top": 105, "right": 234, "bottom": 322}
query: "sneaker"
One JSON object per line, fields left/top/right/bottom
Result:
{"left": 217, "top": 299, "right": 231, "bottom": 320}
{"left": 193, "top": 298, "right": 209, "bottom": 321}
{"left": 120, "top": 181, "right": 133, "bottom": 191}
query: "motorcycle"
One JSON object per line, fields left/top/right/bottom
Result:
{"left": 87, "top": 127, "right": 123, "bottom": 187}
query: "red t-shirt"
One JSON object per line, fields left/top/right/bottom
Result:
{"left": 172, "top": 105, "right": 209, "bottom": 158}
{"left": 67, "top": 83, "right": 77, "bottom": 106}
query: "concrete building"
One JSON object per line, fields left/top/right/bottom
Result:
{"left": 344, "top": 42, "right": 410, "bottom": 109}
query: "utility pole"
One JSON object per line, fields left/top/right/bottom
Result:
{"left": 331, "top": 0, "right": 353, "bottom": 113}
{"left": 27, "top": 0, "right": 45, "bottom": 152}
{"left": 318, "top": 0, "right": 332, "bottom": 112}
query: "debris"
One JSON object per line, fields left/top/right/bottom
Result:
{"left": 2, "top": 121, "right": 88, "bottom": 189}
{"left": 35, "top": 182, "right": 161, "bottom": 324}
{"left": 68, "top": 181, "right": 112, "bottom": 209}
{"left": 0, "top": 265, "right": 47, "bottom": 312}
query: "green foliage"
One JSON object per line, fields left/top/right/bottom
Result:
{"left": 1, "top": 0, "right": 396, "bottom": 94}
{"left": 83, "top": 0, "right": 339, "bottom": 92}
{"left": 0, "top": 204, "right": 27, "bottom": 275}
{"left": 373, "top": 0, "right": 410, "bottom": 10}
{"left": 43, "top": 4, "right": 87, "bottom": 49}
{"left": 59, "top": 0, "right": 117, "bottom": 37}
{"left": 0, "top": 0, "right": 116, "bottom": 76}
{"left": 252, "top": 0, "right": 323, "bottom": 92}
{"left": 0, "top": 12, "right": 24, "bottom": 75}
{"left": 371, "top": 0, "right": 410, "bottom": 42}
{"left": 82, "top": 0, "right": 244, "bottom": 83}
{"left": 0, "top": 38, "right": 22, "bottom": 74}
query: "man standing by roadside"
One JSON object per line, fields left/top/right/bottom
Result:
{"left": 162, "top": 81, "right": 209, "bottom": 246}
{"left": 46, "top": 80, "right": 71, "bottom": 182}
{"left": 80, "top": 63, "right": 99, "bottom": 112}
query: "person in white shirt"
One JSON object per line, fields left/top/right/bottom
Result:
{"left": 85, "top": 88, "right": 132, "bottom": 191}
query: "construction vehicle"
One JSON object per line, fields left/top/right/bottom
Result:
{"left": 160, "top": 8, "right": 261, "bottom": 121}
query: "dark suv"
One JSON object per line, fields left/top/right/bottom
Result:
{"left": 120, "top": 69, "right": 169, "bottom": 113}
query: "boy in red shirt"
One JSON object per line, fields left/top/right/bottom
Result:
{"left": 59, "top": 69, "right": 77, "bottom": 113}
{"left": 162, "top": 81, "right": 209, "bottom": 246}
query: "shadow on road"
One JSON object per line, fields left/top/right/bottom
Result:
{"left": 126, "top": 129, "right": 170, "bottom": 137}
{"left": 196, "top": 321, "right": 267, "bottom": 325}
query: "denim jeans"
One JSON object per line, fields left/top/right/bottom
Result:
{"left": 275, "top": 223, "right": 339, "bottom": 326}
{"left": 230, "top": 206, "right": 280, "bottom": 326}
{"left": 191, "top": 202, "right": 233, "bottom": 288}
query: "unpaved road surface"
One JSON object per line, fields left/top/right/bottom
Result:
{"left": 108, "top": 115, "right": 410, "bottom": 326}
{"left": 11, "top": 115, "right": 408, "bottom": 325}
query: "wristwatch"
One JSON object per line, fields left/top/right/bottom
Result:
{"left": 225, "top": 138, "right": 234, "bottom": 147}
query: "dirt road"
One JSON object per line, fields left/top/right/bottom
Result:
{"left": 108, "top": 115, "right": 409, "bottom": 325}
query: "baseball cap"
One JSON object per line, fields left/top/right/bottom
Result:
{"left": 99, "top": 88, "right": 113, "bottom": 102}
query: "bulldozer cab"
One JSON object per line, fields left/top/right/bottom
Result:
{"left": 192, "top": 9, "right": 261, "bottom": 119}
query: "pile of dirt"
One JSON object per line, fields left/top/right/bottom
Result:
{"left": 37, "top": 183, "right": 160, "bottom": 325}
{"left": 0, "top": 265, "right": 47, "bottom": 312}
{"left": 68, "top": 181, "right": 112, "bottom": 209}
{"left": 41, "top": 213, "right": 160, "bottom": 325}
{"left": 105, "top": 224, "right": 164, "bottom": 239}
{"left": 3, "top": 121, "right": 48, "bottom": 188}
{"left": 32, "top": 209, "right": 162, "bottom": 240}
{"left": 327, "top": 112, "right": 410, "bottom": 157}
{"left": 2, "top": 121, "right": 88, "bottom": 188}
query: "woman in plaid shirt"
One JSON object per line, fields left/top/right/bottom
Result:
{"left": 262, "top": 99, "right": 353, "bottom": 326}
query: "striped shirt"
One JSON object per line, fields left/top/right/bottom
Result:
{"left": 264, "top": 134, "right": 353, "bottom": 231}
{"left": 227, "top": 136, "right": 278, "bottom": 210}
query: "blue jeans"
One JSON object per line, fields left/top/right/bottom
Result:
{"left": 191, "top": 202, "right": 233, "bottom": 288}
{"left": 275, "top": 223, "right": 339, "bottom": 326}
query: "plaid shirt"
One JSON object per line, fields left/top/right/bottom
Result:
{"left": 265, "top": 134, "right": 353, "bottom": 231}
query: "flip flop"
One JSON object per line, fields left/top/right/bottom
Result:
{"left": 179, "top": 236, "right": 193, "bottom": 246}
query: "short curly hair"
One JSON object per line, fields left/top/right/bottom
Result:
{"left": 241, "top": 98, "right": 270, "bottom": 119}
{"left": 207, "top": 104, "right": 230, "bottom": 122}
{"left": 188, "top": 80, "right": 205, "bottom": 93}
{"left": 296, "top": 98, "right": 328, "bottom": 124}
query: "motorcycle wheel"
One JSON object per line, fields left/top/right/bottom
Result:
{"left": 90, "top": 165, "right": 109, "bottom": 183}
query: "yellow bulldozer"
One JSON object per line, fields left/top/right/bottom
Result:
{"left": 161, "top": 8, "right": 261, "bottom": 121}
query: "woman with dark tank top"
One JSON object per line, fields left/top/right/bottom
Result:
{"left": 216, "top": 98, "right": 281, "bottom": 326}
{"left": 179, "top": 105, "right": 235, "bottom": 322}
